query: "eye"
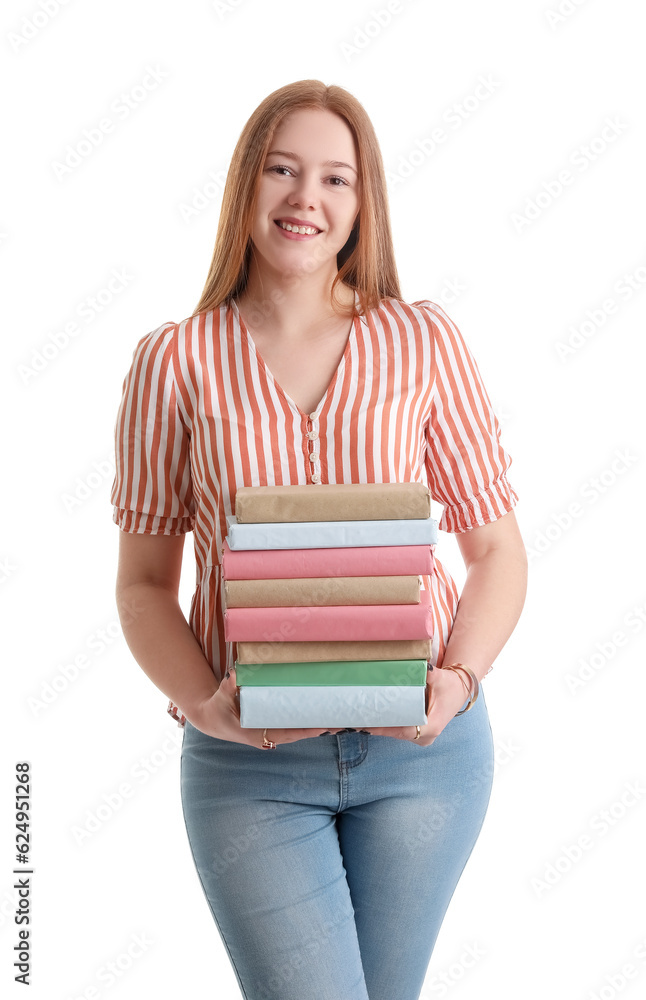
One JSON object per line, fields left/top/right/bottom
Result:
{"left": 267, "top": 165, "right": 349, "bottom": 186}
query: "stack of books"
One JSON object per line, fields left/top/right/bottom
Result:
{"left": 222, "top": 483, "right": 438, "bottom": 729}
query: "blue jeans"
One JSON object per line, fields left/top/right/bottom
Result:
{"left": 180, "top": 687, "right": 494, "bottom": 1000}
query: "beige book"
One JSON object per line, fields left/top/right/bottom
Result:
{"left": 235, "top": 638, "right": 433, "bottom": 664}
{"left": 224, "top": 575, "right": 421, "bottom": 608}
{"left": 234, "top": 481, "right": 431, "bottom": 523}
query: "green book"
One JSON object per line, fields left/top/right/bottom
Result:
{"left": 234, "top": 659, "right": 427, "bottom": 687}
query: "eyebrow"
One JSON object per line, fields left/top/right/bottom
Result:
{"left": 266, "top": 149, "right": 358, "bottom": 175}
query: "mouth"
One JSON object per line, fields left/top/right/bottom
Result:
{"left": 274, "top": 219, "right": 322, "bottom": 237}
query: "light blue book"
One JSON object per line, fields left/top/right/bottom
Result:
{"left": 225, "top": 514, "right": 438, "bottom": 550}
{"left": 239, "top": 685, "right": 427, "bottom": 728}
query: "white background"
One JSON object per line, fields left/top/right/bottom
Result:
{"left": 3, "top": 1, "right": 645, "bottom": 998}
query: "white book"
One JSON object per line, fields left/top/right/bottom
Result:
{"left": 239, "top": 685, "right": 427, "bottom": 728}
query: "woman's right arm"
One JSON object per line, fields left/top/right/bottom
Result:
{"left": 115, "top": 531, "right": 341, "bottom": 744}
{"left": 115, "top": 531, "right": 221, "bottom": 728}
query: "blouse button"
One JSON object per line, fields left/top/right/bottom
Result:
{"left": 309, "top": 452, "right": 319, "bottom": 463}
{"left": 311, "top": 473, "right": 321, "bottom": 484}
{"left": 307, "top": 430, "right": 318, "bottom": 441}
{"left": 309, "top": 411, "right": 318, "bottom": 421}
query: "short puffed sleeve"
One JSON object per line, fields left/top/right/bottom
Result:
{"left": 110, "top": 322, "right": 195, "bottom": 535}
{"left": 415, "top": 300, "right": 518, "bottom": 533}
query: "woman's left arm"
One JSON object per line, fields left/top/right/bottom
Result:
{"left": 439, "top": 509, "right": 528, "bottom": 684}
{"left": 411, "top": 510, "right": 528, "bottom": 744}
{"left": 366, "top": 510, "right": 527, "bottom": 744}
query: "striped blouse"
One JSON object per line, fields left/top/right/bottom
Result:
{"left": 110, "top": 295, "right": 518, "bottom": 727}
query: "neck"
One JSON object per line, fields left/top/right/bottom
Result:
{"left": 237, "top": 261, "right": 355, "bottom": 337}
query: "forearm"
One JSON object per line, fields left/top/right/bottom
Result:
{"left": 440, "top": 542, "right": 528, "bottom": 684}
{"left": 116, "top": 583, "right": 220, "bottom": 722}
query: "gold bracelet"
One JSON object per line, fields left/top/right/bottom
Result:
{"left": 450, "top": 668, "right": 472, "bottom": 701}
{"left": 452, "top": 664, "right": 480, "bottom": 714}
{"left": 441, "top": 662, "right": 480, "bottom": 716}
{"left": 440, "top": 664, "right": 472, "bottom": 710}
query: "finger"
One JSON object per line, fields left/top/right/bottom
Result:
{"left": 222, "top": 670, "right": 242, "bottom": 722}
{"left": 223, "top": 668, "right": 238, "bottom": 693}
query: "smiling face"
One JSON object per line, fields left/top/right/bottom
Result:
{"left": 247, "top": 108, "right": 361, "bottom": 285}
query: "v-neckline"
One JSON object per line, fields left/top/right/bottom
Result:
{"left": 232, "top": 293, "right": 361, "bottom": 419}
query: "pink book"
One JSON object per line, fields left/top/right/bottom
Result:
{"left": 221, "top": 538, "right": 434, "bottom": 580}
{"left": 224, "top": 589, "right": 433, "bottom": 642}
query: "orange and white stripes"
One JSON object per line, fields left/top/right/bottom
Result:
{"left": 110, "top": 296, "right": 518, "bottom": 726}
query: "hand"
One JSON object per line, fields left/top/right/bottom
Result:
{"left": 363, "top": 666, "right": 472, "bottom": 747}
{"left": 186, "top": 668, "right": 345, "bottom": 748}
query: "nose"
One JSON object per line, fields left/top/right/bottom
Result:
{"left": 288, "top": 170, "right": 320, "bottom": 210}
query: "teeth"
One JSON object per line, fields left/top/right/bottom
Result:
{"left": 278, "top": 221, "right": 320, "bottom": 235}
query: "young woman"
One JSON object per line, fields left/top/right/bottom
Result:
{"left": 111, "top": 79, "right": 527, "bottom": 1000}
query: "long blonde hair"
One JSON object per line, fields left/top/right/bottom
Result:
{"left": 189, "top": 79, "right": 402, "bottom": 321}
